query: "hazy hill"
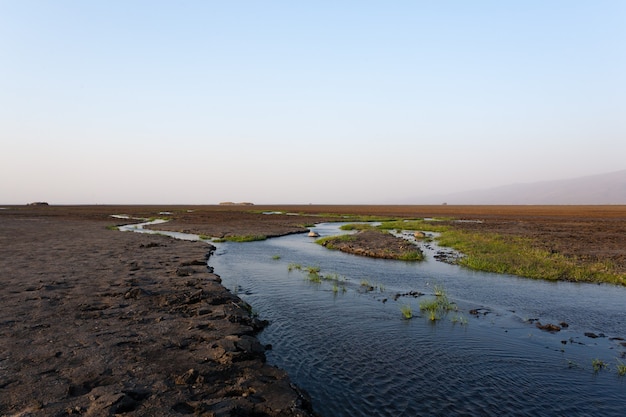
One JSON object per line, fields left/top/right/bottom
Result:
{"left": 426, "top": 169, "right": 626, "bottom": 205}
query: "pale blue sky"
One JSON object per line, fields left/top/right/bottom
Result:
{"left": 1, "top": 1, "right": 625, "bottom": 204}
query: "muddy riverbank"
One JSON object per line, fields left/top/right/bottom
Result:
{"left": 0, "top": 213, "right": 316, "bottom": 416}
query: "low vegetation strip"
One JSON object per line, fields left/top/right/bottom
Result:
{"left": 336, "top": 219, "right": 625, "bottom": 286}
{"left": 436, "top": 229, "right": 624, "bottom": 285}
{"left": 316, "top": 229, "right": 424, "bottom": 261}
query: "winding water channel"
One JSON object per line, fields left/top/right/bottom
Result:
{"left": 122, "top": 220, "right": 626, "bottom": 416}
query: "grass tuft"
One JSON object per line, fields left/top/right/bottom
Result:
{"left": 377, "top": 219, "right": 448, "bottom": 233}
{"left": 400, "top": 304, "right": 413, "bottom": 319}
{"left": 288, "top": 263, "right": 302, "bottom": 272}
{"left": 340, "top": 223, "right": 375, "bottom": 231}
{"left": 592, "top": 358, "right": 608, "bottom": 373}
{"left": 418, "top": 285, "right": 456, "bottom": 321}
{"left": 223, "top": 235, "right": 267, "bottom": 242}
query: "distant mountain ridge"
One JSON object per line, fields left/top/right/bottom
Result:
{"left": 428, "top": 169, "right": 626, "bottom": 205}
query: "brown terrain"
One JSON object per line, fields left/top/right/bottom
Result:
{"left": 1, "top": 204, "right": 625, "bottom": 416}
{"left": 317, "top": 229, "right": 424, "bottom": 260}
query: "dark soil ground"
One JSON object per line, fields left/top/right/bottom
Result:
{"left": 318, "top": 229, "right": 424, "bottom": 260}
{"left": 0, "top": 209, "right": 317, "bottom": 417}
{"left": 1, "top": 204, "right": 625, "bottom": 416}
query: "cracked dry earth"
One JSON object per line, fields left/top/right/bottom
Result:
{"left": 0, "top": 216, "right": 316, "bottom": 417}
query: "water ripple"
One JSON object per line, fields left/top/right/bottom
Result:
{"left": 211, "top": 227, "right": 626, "bottom": 417}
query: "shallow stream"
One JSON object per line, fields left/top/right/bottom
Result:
{"left": 122, "top": 219, "right": 626, "bottom": 416}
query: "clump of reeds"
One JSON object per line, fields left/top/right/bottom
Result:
{"left": 592, "top": 358, "right": 608, "bottom": 373}
{"left": 288, "top": 263, "right": 302, "bottom": 272}
{"left": 400, "top": 304, "right": 413, "bottom": 319}
{"left": 418, "top": 285, "right": 456, "bottom": 321}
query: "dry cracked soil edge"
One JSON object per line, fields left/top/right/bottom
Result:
{"left": 0, "top": 216, "right": 317, "bottom": 417}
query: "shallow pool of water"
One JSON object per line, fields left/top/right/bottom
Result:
{"left": 208, "top": 223, "right": 626, "bottom": 417}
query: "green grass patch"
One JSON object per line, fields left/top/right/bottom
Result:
{"left": 339, "top": 223, "right": 375, "bottom": 231}
{"left": 360, "top": 279, "right": 375, "bottom": 292}
{"left": 616, "top": 361, "right": 626, "bottom": 377}
{"left": 592, "top": 358, "right": 608, "bottom": 373}
{"left": 316, "top": 213, "right": 398, "bottom": 222}
{"left": 418, "top": 286, "right": 456, "bottom": 321}
{"left": 377, "top": 219, "right": 449, "bottom": 233}
{"left": 307, "top": 271, "right": 322, "bottom": 283}
{"left": 315, "top": 234, "right": 356, "bottom": 249}
{"left": 437, "top": 229, "right": 624, "bottom": 285}
{"left": 400, "top": 304, "right": 413, "bottom": 319}
{"left": 305, "top": 265, "right": 320, "bottom": 274}
{"left": 397, "top": 250, "right": 424, "bottom": 261}
{"left": 450, "top": 314, "right": 468, "bottom": 325}
{"left": 223, "top": 235, "right": 267, "bottom": 242}
{"left": 288, "top": 263, "right": 302, "bottom": 271}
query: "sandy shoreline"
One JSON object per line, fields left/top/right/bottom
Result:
{"left": 0, "top": 215, "right": 317, "bottom": 416}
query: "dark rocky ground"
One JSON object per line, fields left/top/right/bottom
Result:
{"left": 0, "top": 212, "right": 317, "bottom": 417}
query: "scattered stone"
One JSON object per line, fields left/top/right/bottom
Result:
{"left": 469, "top": 308, "right": 491, "bottom": 316}
{"left": 175, "top": 369, "right": 202, "bottom": 385}
{"left": 393, "top": 291, "right": 423, "bottom": 301}
{"left": 140, "top": 242, "right": 164, "bottom": 248}
{"left": 176, "top": 266, "right": 196, "bottom": 277}
{"left": 180, "top": 259, "right": 207, "bottom": 266}
{"left": 585, "top": 332, "right": 599, "bottom": 339}
{"left": 536, "top": 322, "right": 561, "bottom": 332}
{"left": 128, "top": 260, "right": 141, "bottom": 271}
{"left": 124, "top": 287, "right": 151, "bottom": 299}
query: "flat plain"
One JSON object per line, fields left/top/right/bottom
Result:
{"left": 1, "top": 204, "right": 624, "bottom": 416}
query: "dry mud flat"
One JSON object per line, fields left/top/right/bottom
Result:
{"left": 0, "top": 214, "right": 316, "bottom": 417}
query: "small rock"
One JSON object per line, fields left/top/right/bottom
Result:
{"left": 175, "top": 369, "right": 202, "bottom": 385}
{"left": 176, "top": 266, "right": 195, "bottom": 277}
{"left": 536, "top": 322, "right": 561, "bottom": 332}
